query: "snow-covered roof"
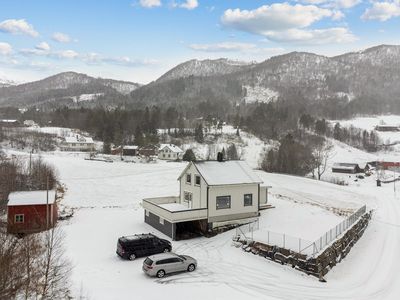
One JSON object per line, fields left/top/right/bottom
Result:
{"left": 123, "top": 145, "right": 138, "bottom": 150}
{"left": 1, "top": 119, "right": 19, "bottom": 123}
{"left": 159, "top": 144, "right": 183, "bottom": 153}
{"left": 8, "top": 190, "right": 56, "bottom": 206}
{"left": 183, "top": 160, "right": 262, "bottom": 186}
{"left": 65, "top": 136, "right": 94, "bottom": 143}
{"left": 158, "top": 203, "right": 190, "bottom": 212}
{"left": 332, "top": 163, "right": 359, "bottom": 170}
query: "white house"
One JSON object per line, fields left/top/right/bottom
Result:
{"left": 142, "top": 160, "right": 270, "bottom": 240}
{"left": 158, "top": 144, "right": 183, "bottom": 160}
{"left": 60, "top": 134, "right": 94, "bottom": 152}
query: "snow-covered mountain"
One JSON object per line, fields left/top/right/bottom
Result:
{"left": 0, "top": 70, "right": 25, "bottom": 87}
{"left": 0, "top": 71, "right": 141, "bottom": 108}
{"left": 156, "top": 58, "right": 257, "bottom": 83}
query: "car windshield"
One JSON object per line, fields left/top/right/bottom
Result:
{"left": 144, "top": 258, "right": 153, "bottom": 266}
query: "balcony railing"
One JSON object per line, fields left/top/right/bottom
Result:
{"left": 143, "top": 196, "right": 207, "bottom": 223}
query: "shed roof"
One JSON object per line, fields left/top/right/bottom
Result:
{"left": 8, "top": 190, "right": 56, "bottom": 206}
{"left": 180, "top": 160, "right": 262, "bottom": 186}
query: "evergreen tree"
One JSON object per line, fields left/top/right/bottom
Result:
{"left": 195, "top": 123, "right": 204, "bottom": 143}
{"left": 183, "top": 149, "right": 196, "bottom": 162}
{"left": 227, "top": 144, "right": 238, "bottom": 160}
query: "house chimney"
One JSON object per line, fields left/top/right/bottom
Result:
{"left": 217, "top": 152, "right": 223, "bottom": 162}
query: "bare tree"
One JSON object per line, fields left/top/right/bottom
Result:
{"left": 311, "top": 140, "right": 333, "bottom": 180}
{"left": 38, "top": 225, "right": 73, "bottom": 300}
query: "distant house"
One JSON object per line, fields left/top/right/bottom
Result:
{"left": 0, "top": 119, "right": 21, "bottom": 127}
{"left": 7, "top": 190, "right": 58, "bottom": 235}
{"left": 158, "top": 144, "right": 183, "bottom": 161}
{"left": 332, "top": 163, "right": 364, "bottom": 174}
{"left": 377, "top": 161, "right": 400, "bottom": 171}
{"left": 143, "top": 160, "right": 270, "bottom": 240}
{"left": 60, "top": 134, "right": 94, "bottom": 151}
{"left": 375, "top": 125, "right": 399, "bottom": 131}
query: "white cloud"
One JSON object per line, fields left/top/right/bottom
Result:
{"left": 19, "top": 49, "right": 47, "bottom": 56}
{"left": 189, "top": 42, "right": 257, "bottom": 52}
{"left": 18, "top": 46, "right": 162, "bottom": 68}
{"left": 332, "top": 10, "right": 345, "bottom": 21}
{"left": 221, "top": 3, "right": 333, "bottom": 34}
{"left": 52, "top": 32, "right": 79, "bottom": 43}
{"left": 360, "top": 2, "right": 400, "bottom": 22}
{"left": 36, "top": 42, "right": 50, "bottom": 51}
{"left": 0, "top": 19, "right": 40, "bottom": 37}
{"left": 139, "top": 0, "right": 162, "bottom": 8}
{"left": 206, "top": 6, "right": 215, "bottom": 12}
{"left": 48, "top": 50, "right": 80, "bottom": 59}
{"left": 0, "top": 58, "right": 57, "bottom": 71}
{"left": 264, "top": 28, "right": 358, "bottom": 45}
{"left": 379, "top": 29, "right": 385, "bottom": 32}
{"left": 180, "top": 0, "right": 198, "bottom": 10}
{"left": 259, "top": 38, "right": 270, "bottom": 42}
{"left": 229, "top": 34, "right": 235, "bottom": 38}
{"left": 244, "top": 47, "right": 285, "bottom": 56}
{"left": 298, "top": 0, "right": 362, "bottom": 9}
{"left": 0, "top": 42, "right": 15, "bottom": 55}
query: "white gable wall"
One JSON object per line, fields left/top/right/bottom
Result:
{"left": 179, "top": 163, "right": 207, "bottom": 209}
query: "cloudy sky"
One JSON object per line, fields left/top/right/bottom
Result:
{"left": 1, "top": 0, "right": 400, "bottom": 84}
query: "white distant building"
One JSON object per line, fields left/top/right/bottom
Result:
{"left": 60, "top": 134, "right": 94, "bottom": 152}
{"left": 158, "top": 144, "right": 183, "bottom": 160}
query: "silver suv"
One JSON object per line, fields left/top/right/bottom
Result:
{"left": 142, "top": 253, "right": 197, "bottom": 278}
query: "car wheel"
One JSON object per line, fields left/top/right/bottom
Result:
{"left": 157, "top": 270, "right": 165, "bottom": 278}
{"left": 187, "top": 264, "right": 196, "bottom": 272}
{"left": 129, "top": 253, "right": 136, "bottom": 261}
{"left": 163, "top": 248, "right": 170, "bottom": 253}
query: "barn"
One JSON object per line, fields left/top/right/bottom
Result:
{"left": 332, "top": 163, "right": 362, "bottom": 174}
{"left": 7, "top": 190, "right": 58, "bottom": 235}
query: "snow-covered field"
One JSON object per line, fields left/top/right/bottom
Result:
{"left": 4, "top": 119, "right": 400, "bottom": 299}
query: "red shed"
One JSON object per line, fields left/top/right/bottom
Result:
{"left": 7, "top": 190, "right": 58, "bottom": 235}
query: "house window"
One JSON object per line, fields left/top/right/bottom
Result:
{"left": 168, "top": 154, "right": 171, "bottom": 158}
{"left": 184, "top": 191, "right": 192, "bottom": 202}
{"left": 216, "top": 196, "right": 231, "bottom": 210}
{"left": 159, "top": 217, "right": 164, "bottom": 225}
{"left": 186, "top": 173, "right": 191, "bottom": 185}
{"left": 15, "top": 214, "right": 24, "bottom": 223}
{"left": 195, "top": 175, "right": 201, "bottom": 186}
{"left": 163, "top": 154, "right": 165, "bottom": 158}
{"left": 72, "top": 143, "right": 76, "bottom": 146}
{"left": 244, "top": 194, "right": 253, "bottom": 206}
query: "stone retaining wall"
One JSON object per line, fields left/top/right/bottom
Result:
{"left": 233, "top": 211, "right": 373, "bottom": 281}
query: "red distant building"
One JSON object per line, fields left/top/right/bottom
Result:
{"left": 377, "top": 161, "right": 400, "bottom": 171}
{"left": 7, "top": 190, "right": 58, "bottom": 235}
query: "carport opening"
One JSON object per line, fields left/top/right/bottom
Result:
{"left": 175, "top": 219, "right": 207, "bottom": 241}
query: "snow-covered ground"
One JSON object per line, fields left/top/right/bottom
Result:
{"left": 4, "top": 119, "right": 400, "bottom": 299}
